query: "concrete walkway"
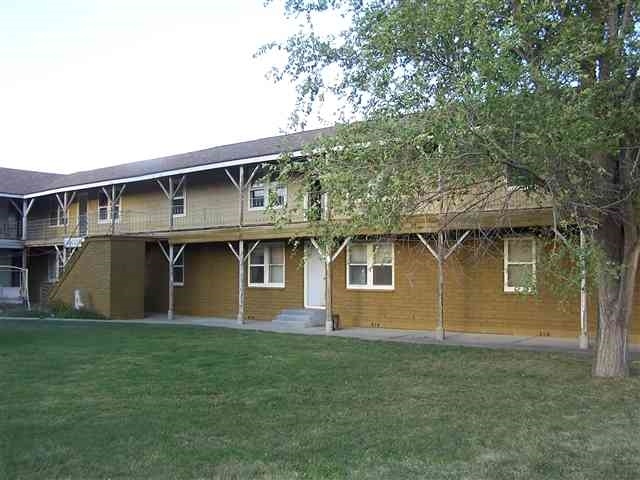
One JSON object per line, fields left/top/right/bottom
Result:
{"left": 5, "top": 313, "right": 640, "bottom": 356}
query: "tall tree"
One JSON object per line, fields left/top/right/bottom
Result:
{"left": 262, "top": 0, "right": 640, "bottom": 377}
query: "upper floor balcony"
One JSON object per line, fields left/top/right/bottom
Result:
{"left": 16, "top": 163, "right": 553, "bottom": 246}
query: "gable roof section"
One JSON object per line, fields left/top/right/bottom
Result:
{"left": 21, "top": 127, "right": 335, "bottom": 197}
{"left": 0, "top": 167, "right": 63, "bottom": 197}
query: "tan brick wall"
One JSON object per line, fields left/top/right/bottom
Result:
{"left": 173, "top": 242, "right": 237, "bottom": 318}
{"left": 144, "top": 243, "right": 169, "bottom": 314}
{"left": 49, "top": 236, "right": 146, "bottom": 318}
{"left": 109, "top": 238, "right": 146, "bottom": 319}
{"left": 50, "top": 238, "right": 112, "bottom": 316}
{"left": 330, "top": 238, "right": 609, "bottom": 339}
{"left": 245, "top": 243, "right": 305, "bottom": 320}
{"left": 169, "top": 241, "right": 304, "bottom": 320}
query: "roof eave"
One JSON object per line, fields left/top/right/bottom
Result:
{"left": 23, "top": 150, "right": 303, "bottom": 198}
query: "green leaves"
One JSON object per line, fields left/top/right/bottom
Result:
{"left": 262, "top": 0, "right": 640, "bottom": 246}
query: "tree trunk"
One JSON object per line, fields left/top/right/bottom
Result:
{"left": 592, "top": 213, "right": 639, "bottom": 378}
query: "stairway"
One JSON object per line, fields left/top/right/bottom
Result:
{"left": 272, "top": 308, "right": 325, "bottom": 328}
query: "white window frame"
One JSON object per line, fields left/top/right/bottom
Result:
{"left": 48, "top": 201, "right": 67, "bottom": 228}
{"left": 172, "top": 178, "right": 186, "bottom": 218}
{"left": 248, "top": 243, "right": 286, "bottom": 288}
{"left": 173, "top": 248, "right": 184, "bottom": 286}
{"left": 503, "top": 237, "right": 537, "bottom": 293}
{"left": 97, "top": 191, "right": 122, "bottom": 224}
{"left": 248, "top": 182, "right": 266, "bottom": 210}
{"left": 248, "top": 181, "right": 287, "bottom": 211}
{"left": 346, "top": 242, "right": 395, "bottom": 291}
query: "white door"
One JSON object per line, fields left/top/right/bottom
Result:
{"left": 305, "top": 244, "right": 326, "bottom": 308}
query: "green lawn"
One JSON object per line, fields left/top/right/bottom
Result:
{"left": 1, "top": 320, "right": 639, "bottom": 479}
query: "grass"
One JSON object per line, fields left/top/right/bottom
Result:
{"left": 1, "top": 320, "right": 639, "bottom": 479}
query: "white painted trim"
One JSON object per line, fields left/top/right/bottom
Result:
{"left": 97, "top": 190, "right": 122, "bottom": 224}
{"left": 247, "top": 242, "right": 286, "bottom": 288}
{"left": 0, "top": 192, "right": 23, "bottom": 199}
{"left": 23, "top": 151, "right": 303, "bottom": 199}
{"left": 304, "top": 242, "right": 326, "bottom": 309}
{"left": 248, "top": 182, "right": 266, "bottom": 211}
{"left": 503, "top": 237, "right": 537, "bottom": 293}
{"left": 171, "top": 177, "right": 187, "bottom": 218}
{"left": 173, "top": 247, "right": 185, "bottom": 287}
{"left": 346, "top": 241, "right": 395, "bottom": 291}
{"left": 247, "top": 181, "right": 287, "bottom": 211}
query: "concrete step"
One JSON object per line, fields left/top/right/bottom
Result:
{"left": 272, "top": 308, "right": 325, "bottom": 328}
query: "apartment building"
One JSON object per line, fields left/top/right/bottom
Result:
{"left": 0, "top": 128, "right": 635, "bottom": 344}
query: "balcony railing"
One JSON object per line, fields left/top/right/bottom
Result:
{"left": 25, "top": 205, "right": 286, "bottom": 242}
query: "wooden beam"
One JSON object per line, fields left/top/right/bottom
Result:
{"left": 24, "top": 198, "right": 34, "bottom": 216}
{"left": 157, "top": 241, "right": 170, "bottom": 263}
{"left": 444, "top": 230, "right": 470, "bottom": 260}
{"left": 243, "top": 165, "right": 260, "bottom": 190}
{"left": 168, "top": 243, "right": 174, "bottom": 320}
{"left": 237, "top": 239, "right": 245, "bottom": 324}
{"left": 331, "top": 237, "right": 351, "bottom": 263}
{"left": 243, "top": 240, "right": 261, "bottom": 263}
{"left": 416, "top": 233, "right": 439, "bottom": 259}
{"left": 156, "top": 179, "right": 170, "bottom": 199}
{"left": 225, "top": 168, "right": 240, "bottom": 190}
{"left": 8, "top": 199, "right": 21, "bottom": 214}
{"left": 173, "top": 244, "right": 185, "bottom": 264}
{"left": 309, "top": 237, "right": 326, "bottom": 261}
{"left": 55, "top": 193, "right": 65, "bottom": 211}
{"left": 173, "top": 175, "right": 186, "bottom": 196}
{"left": 227, "top": 242, "right": 240, "bottom": 260}
{"left": 113, "top": 184, "right": 126, "bottom": 203}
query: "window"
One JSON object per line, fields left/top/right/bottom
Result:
{"left": 47, "top": 252, "right": 64, "bottom": 281}
{"left": 172, "top": 178, "right": 186, "bottom": 217}
{"left": 248, "top": 244, "right": 285, "bottom": 287}
{"left": 48, "top": 199, "right": 67, "bottom": 227}
{"left": 304, "top": 182, "right": 324, "bottom": 221}
{"left": 504, "top": 237, "right": 536, "bottom": 293}
{"left": 173, "top": 249, "right": 184, "bottom": 286}
{"left": 98, "top": 191, "right": 121, "bottom": 223}
{"left": 347, "top": 242, "right": 394, "bottom": 290}
{"left": 249, "top": 183, "right": 265, "bottom": 209}
{"left": 248, "top": 181, "right": 286, "bottom": 210}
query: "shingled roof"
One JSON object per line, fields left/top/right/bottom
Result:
{"left": 0, "top": 127, "right": 336, "bottom": 196}
{"left": 37, "top": 127, "right": 335, "bottom": 195}
{"left": 0, "top": 167, "right": 63, "bottom": 196}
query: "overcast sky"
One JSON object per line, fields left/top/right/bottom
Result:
{"left": 0, "top": 0, "right": 339, "bottom": 173}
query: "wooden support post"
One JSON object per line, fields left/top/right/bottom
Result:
{"left": 323, "top": 194, "right": 334, "bottom": 332}
{"left": 110, "top": 185, "right": 116, "bottom": 234}
{"left": 237, "top": 239, "right": 245, "bottom": 324}
{"left": 168, "top": 243, "right": 174, "bottom": 320}
{"left": 417, "top": 230, "right": 470, "bottom": 341}
{"left": 435, "top": 231, "right": 445, "bottom": 340}
{"left": 579, "top": 229, "right": 589, "bottom": 349}
{"left": 168, "top": 177, "right": 174, "bottom": 230}
{"left": 224, "top": 165, "right": 261, "bottom": 324}
{"left": 23, "top": 267, "right": 30, "bottom": 310}
{"left": 18, "top": 198, "right": 34, "bottom": 241}
{"left": 325, "top": 253, "right": 332, "bottom": 332}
